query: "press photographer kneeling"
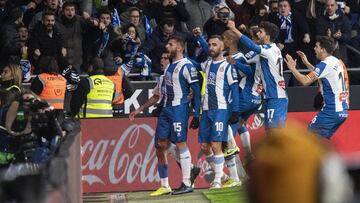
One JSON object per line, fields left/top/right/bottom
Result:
{"left": 0, "top": 90, "right": 63, "bottom": 167}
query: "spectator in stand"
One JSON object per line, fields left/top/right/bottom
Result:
{"left": 122, "top": 7, "right": 146, "bottom": 43}
{"left": 113, "top": 0, "right": 150, "bottom": 18}
{"left": 269, "top": 0, "right": 279, "bottom": 13}
{"left": 28, "top": 0, "right": 61, "bottom": 31}
{"left": 30, "top": 56, "right": 66, "bottom": 120}
{"left": 150, "top": 0, "right": 190, "bottom": 31}
{"left": 58, "top": 1, "right": 93, "bottom": 73}
{"left": 83, "top": 8, "right": 120, "bottom": 75}
{"left": 225, "top": 0, "right": 266, "bottom": 28}
{"left": 316, "top": 0, "right": 352, "bottom": 64}
{"left": 0, "top": 8, "right": 25, "bottom": 66}
{"left": 138, "top": 18, "right": 196, "bottom": 74}
{"left": 29, "top": 11, "right": 66, "bottom": 73}
{"left": 203, "top": 3, "right": 231, "bottom": 37}
{"left": 112, "top": 23, "right": 141, "bottom": 64}
{"left": 268, "top": 0, "right": 311, "bottom": 70}
{"left": 18, "top": 25, "right": 32, "bottom": 82}
{"left": 71, "top": 57, "right": 115, "bottom": 118}
{"left": 184, "top": 0, "right": 213, "bottom": 31}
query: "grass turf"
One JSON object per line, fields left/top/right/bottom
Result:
{"left": 202, "top": 186, "right": 248, "bottom": 203}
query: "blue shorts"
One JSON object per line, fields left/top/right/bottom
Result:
{"left": 154, "top": 104, "right": 189, "bottom": 145}
{"left": 309, "top": 109, "right": 348, "bottom": 139}
{"left": 264, "top": 98, "right": 288, "bottom": 129}
{"left": 199, "top": 110, "right": 229, "bottom": 143}
{"left": 238, "top": 98, "right": 261, "bottom": 121}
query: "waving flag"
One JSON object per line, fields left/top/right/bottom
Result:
{"left": 143, "top": 15, "right": 153, "bottom": 39}
{"left": 111, "top": 8, "right": 121, "bottom": 27}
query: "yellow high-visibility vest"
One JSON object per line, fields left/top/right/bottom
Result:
{"left": 79, "top": 75, "right": 115, "bottom": 118}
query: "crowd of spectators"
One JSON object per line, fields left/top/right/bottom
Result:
{"left": 0, "top": 0, "right": 359, "bottom": 88}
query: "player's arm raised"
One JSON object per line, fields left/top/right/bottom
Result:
{"left": 129, "top": 92, "right": 160, "bottom": 121}
{"left": 227, "top": 20, "right": 261, "bottom": 54}
{"left": 284, "top": 54, "right": 317, "bottom": 86}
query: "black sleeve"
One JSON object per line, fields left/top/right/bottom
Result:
{"left": 122, "top": 75, "right": 134, "bottom": 100}
{"left": 70, "top": 79, "right": 90, "bottom": 116}
{"left": 30, "top": 76, "right": 44, "bottom": 95}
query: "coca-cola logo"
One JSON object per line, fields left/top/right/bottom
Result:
{"left": 81, "top": 124, "right": 159, "bottom": 186}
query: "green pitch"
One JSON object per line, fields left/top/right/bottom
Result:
{"left": 125, "top": 186, "right": 247, "bottom": 203}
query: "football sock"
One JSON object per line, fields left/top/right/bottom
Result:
{"left": 206, "top": 151, "right": 215, "bottom": 170}
{"left": 179, "top": 147, "right": 192, "bottom": 187}
{"left": 225, "top": 155, "right": 240, "bottom": 182}
{"left": 158, "top": 164, "right": 169, "bottom": 188}
{"left": 227, "top": 125, "right": 237, "bottom": 148}
{"left": 213, "top": 154, "right": 224, "bottom": 184}
{"left": 239, "top": 125, "right": 251, "bottom": 157}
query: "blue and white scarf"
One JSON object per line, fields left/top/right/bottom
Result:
{"left": 279, "top": 12, "right": 294, "bottom": 43}
{"left": 97, "top": 31, "right": 110, "bottom": 57}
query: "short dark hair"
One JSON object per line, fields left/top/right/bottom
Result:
{"left": 42, "top": 10, "right": 55, "bottom": 20}
{"left": 259, "top": 21, "right": 279, "bottom": 42}
{"left": 316, "top": 36, "right": 336, "bottom": 54}
{"left": 168, "top": 35, "right": 185, "bottom": 49}
{"left": 278, "top": 0, "right": 291, "bottom": 5}
{"left": 39, "top": 56, "right": 60, "bottom": 74}
{"left": 208, "top": 35, "right": 224, "bottom": 42}
{"left": 62, "top": 1, "right": 77, "bottom": 10}
{"left": 89, "top": 57, "right": 104, "bottom": 71}
{"left": 98, "top": 8, "right": 112, "bottom": 18}
{"left": 129, "top": 7, "right": 141, "bottom": 15}
{"left": 159, "top": 18, "right": 175, "bottom": 28}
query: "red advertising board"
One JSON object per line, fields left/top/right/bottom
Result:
{"left": 81, "top": 110, "right": 360, "bottom": 193}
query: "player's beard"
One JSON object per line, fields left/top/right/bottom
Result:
{"left": 168, "top": 50, "right": 176, "bottom": 60}
{"left": 209, "top": 50, "right": 221, "bottom": 58}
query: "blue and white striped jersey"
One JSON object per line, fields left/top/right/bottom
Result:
{"left": 232, "top": 51, "right": 263, "bottom": 101}
{"left": 311, "top": 56, "right": 349, "bottom": 112}
{"left": 153, "top": 75, "right": 165, "bottom": 99}
{"left": 163, "top": 58, "right": 198, "bottom": 107}
{"left": 239, "top": 36, "right": 287, "bottom": 99}
{"left": 201, "top": 59, "right": 238, "bottom": 110}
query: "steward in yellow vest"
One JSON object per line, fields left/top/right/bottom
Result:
{"left": 71, "top": 57, "right": 115, "bottom": 118}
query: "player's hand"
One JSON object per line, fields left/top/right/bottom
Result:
{"left": 189, "top": 116, "right": 200, "bottom": 129}
{"left": 296, "top": 51, "right": 312, "bottom": 68}
{"left": 284, "top": 54, "right": 297, "bottom": 71}
{"left": 129, "top": 111, "right": 138, "bottom": 121}
{"left": 228, "top": 112, "right": 239, "bottom": 124}
{"left": 151, "top": 105, "right": 163, "bottom": 117}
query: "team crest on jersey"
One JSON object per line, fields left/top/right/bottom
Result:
{"left": 220, "top": 66, "right": 224, "bottom": 72}
{"left": 174, "top": 68, "right": 179, "bottom": 73}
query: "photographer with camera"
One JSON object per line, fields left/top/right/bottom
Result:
{"left": 2, "top": 90, "right": 63, "bottom": 165}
